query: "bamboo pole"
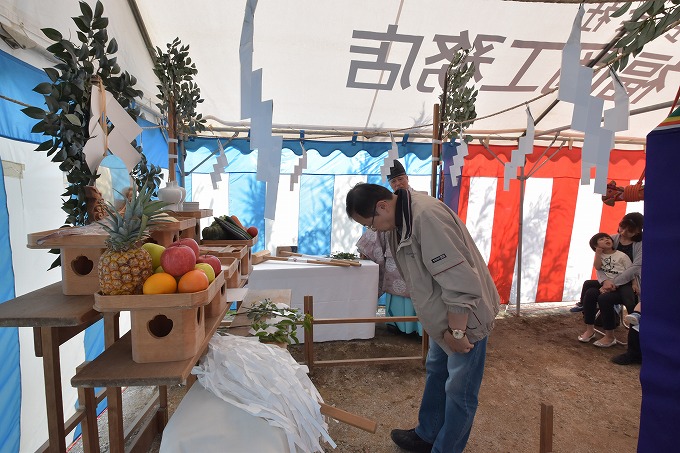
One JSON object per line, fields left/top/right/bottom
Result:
{"left": 431, "top": 104, "right": 441, "bottom": 197}
{"left": 167, "top": 99, "right": 177, "bottom": 182}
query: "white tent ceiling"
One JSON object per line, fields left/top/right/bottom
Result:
{"left": 1, "top": 0, "right": 679, "bottom": 143}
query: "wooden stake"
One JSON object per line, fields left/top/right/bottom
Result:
{"left": 540, "top": 403, "right": 553, "bottom": 453}
{"left": 319, "top": 403, "right": 377, "bottom": 433}
{"left": 304, "top": 296, "right": 314, "bottom": 373}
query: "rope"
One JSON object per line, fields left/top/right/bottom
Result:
{"left": 623, "top": 184, "right": 644, "bottom": 202}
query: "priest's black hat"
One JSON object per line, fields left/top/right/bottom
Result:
{"left": 387, "top": 160, "right": 406, "bottom": 181}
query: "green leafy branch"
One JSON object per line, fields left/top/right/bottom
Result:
{"left": 603, "top": 1, "right": 680, "bottom": 71}
{"left": 153, "top": 37, "right": 206, "bottom": 137}
{"left": 21, "top": 0, "right": 150, "bottom": 227}
{"left": 438, "top": 48, "right": 478, "bottom": 143}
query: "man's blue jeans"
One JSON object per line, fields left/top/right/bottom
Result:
{"left": 415, "top": 336, "right": 488, "bottom": 453}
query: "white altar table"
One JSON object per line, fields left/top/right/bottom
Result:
{"left": 246, "top": 260, "right": 379, "bottom": 342}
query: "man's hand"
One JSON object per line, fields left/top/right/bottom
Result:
{"left": 444, "top": 330, "right": 474, "bottom": 353}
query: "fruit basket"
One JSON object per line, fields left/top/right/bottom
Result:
{"left": 93, "top": 271, "right": 225, "bottom": 312}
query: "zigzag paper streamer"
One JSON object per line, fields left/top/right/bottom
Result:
{"left": 449, "top": 139, "right": 468, "bottom": 187}
{"left": 380, "top": 133, "right": 401, "bottom": 181}
{"left": 558, "top": 4, "right": 621, "bottom": 194}
{"left": 503, "top": 107, "right": 535, "bottom": 191}
{"left": 240, "top": 0, "right": 282, "bottom": 219}
{"left": 82, "top": 84, "right": 142, "bottom": 174}
{"left": 603, "top": 70, "right": 630, "bottom": 133}
{"left": 210, "top": 139, "right": 229, "bottom": 189}
{"left": 290, "top": 142, "right": 308, "bottom": 191}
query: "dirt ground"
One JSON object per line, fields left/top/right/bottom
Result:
{"left": 68, "top": 305, "right": 637, "bottom": 453}
{"left": 156, "top": 306, "right": 640, "bottom": 453}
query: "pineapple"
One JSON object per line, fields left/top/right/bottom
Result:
{"left": 98, "top": 185, "right": 168, "bottom": 295}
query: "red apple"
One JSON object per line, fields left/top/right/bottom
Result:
{"left": 168, "top": 237, "right": 200, "bottom": 259}
{"left": 247, "top": 226, "right": 258, "bottom": 237}
{"left": 196, "top": 254, "right": 222, "bottom": 277}
{"left": 160, "top": 245, "right": 197, "bottom": 277}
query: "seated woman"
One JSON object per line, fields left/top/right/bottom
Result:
{"left": 578, "top": 213, "right": 643, "bottom": 348}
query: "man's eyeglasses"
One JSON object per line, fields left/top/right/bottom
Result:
{"left": 367, "top": 201, "right": 380, "bottom": 231}
{"left": 368, "top": 210, "right": 377, "bottom": 231}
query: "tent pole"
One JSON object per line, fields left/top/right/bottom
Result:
{"left": 516, "top": 166, "right": 526, "bottom": 316}
{"left": 431, "top": 104, "right": 441, "bottom": 197}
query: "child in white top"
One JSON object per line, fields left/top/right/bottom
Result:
{"left": 590, "top": 232, "right": 632, "bottom": 279}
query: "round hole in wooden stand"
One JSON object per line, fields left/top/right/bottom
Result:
{"left": 71, "top": 255, "right": 94, "bottom": 276}
{"left": 147, "top": 314, "right": 173, "bottom": 338}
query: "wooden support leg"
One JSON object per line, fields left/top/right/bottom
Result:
{"left": 158, "top": 385, "right": 169, "bottom": 429}
{"left": 421, "top": 330, "right": 430, "bottom": 365}
{"left": 540, "top": 402, "right": 553, "bottom": 453}
{"left": 103, "top": 313, "right": 124, "bottom": 453}
{"left": 77, "top": 362, "right": 100, "bottom": 453}
{"left": 303, "top": 296, "right": 314, "bottom": 373}
{"left": 41, "top": 327, "right": 67, "bottom": 453}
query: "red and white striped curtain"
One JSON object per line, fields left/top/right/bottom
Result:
{"left": 457, "top": 144, "right": 645, "bottom": 305}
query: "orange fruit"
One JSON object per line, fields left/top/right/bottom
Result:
{"left": 143, "top": 272, "right": 178, "bottom": 294}
{"left": 177, "top": 269, "right": 210, "bottom": 293}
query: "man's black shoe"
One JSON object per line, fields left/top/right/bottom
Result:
{"left": 611, "top": 353, "right": 641, "bottom": 365}
{"left": 390, "top": 428, "right": 433, "bottom": 452}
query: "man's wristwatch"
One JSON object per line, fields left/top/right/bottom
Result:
{"left": 446, "top": 326, "right": 466, "bottom": 340}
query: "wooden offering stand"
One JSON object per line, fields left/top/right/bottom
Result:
{"left": 27, "top": 218, "right": 196, "bottom": 296}
{"left": 94, "top": 271, "right": 226, "bottom": 363}
{"left": 167, "top": 208, "right": 213, "bottom": 242}
{"left": 201, "top": 233, "right": 258, "bottom": 280}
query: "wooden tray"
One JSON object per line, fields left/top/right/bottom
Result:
{"left": 199, "top": 244, "right": 248, "bottom": 260}
{"left": 200, "top": 233, "right": 258, "bottom": 247}
{"left": 27, "top": 218, "right": 196, "bottom": 249}
{"left": 93, "top": 271, "right": 225, "bottom": 312}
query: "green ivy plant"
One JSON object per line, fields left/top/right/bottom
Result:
{"left": 21, "top": 0, "right": 160, "bottom": 228}
{"left": 153, "top": 37, "right": 206, "bottom": 139}
{"left": 604, "top": 1, "right": 680, "bottom": 71}
{"left": 438, "top": 48, "right": 478, "bottom": 143}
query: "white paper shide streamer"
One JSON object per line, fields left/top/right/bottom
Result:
{"left": 380, "top": 133, "right": 401, "bottom": 181}
{"left": 557, "top": 4, "right": 627, "bottom": 194}
{"left": 290, "top": 141, "right": 308, "bottom": 191}
{"left": 193, "top": 334, "right": 336, "bottom": 452}
{"left": 449, "top": 139, "right": 468, "bottom": 187}
{"left": 210, "top": 139, "right": 229, "bottom": 189}
{"left": 82, "top": 84, "right": 142, "bottom": 174}
{"left": 503, "top": 106, "right": 535, "bottom": 191}
{"left": 240, "top": 0, "right": 281, "bottom": 219}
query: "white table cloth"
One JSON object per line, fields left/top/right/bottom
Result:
{"left": 246, "top": 260, "right": 379, "bottom": 342}
{"left": 160, "top": 381, "right": 292, "bottom": 453}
